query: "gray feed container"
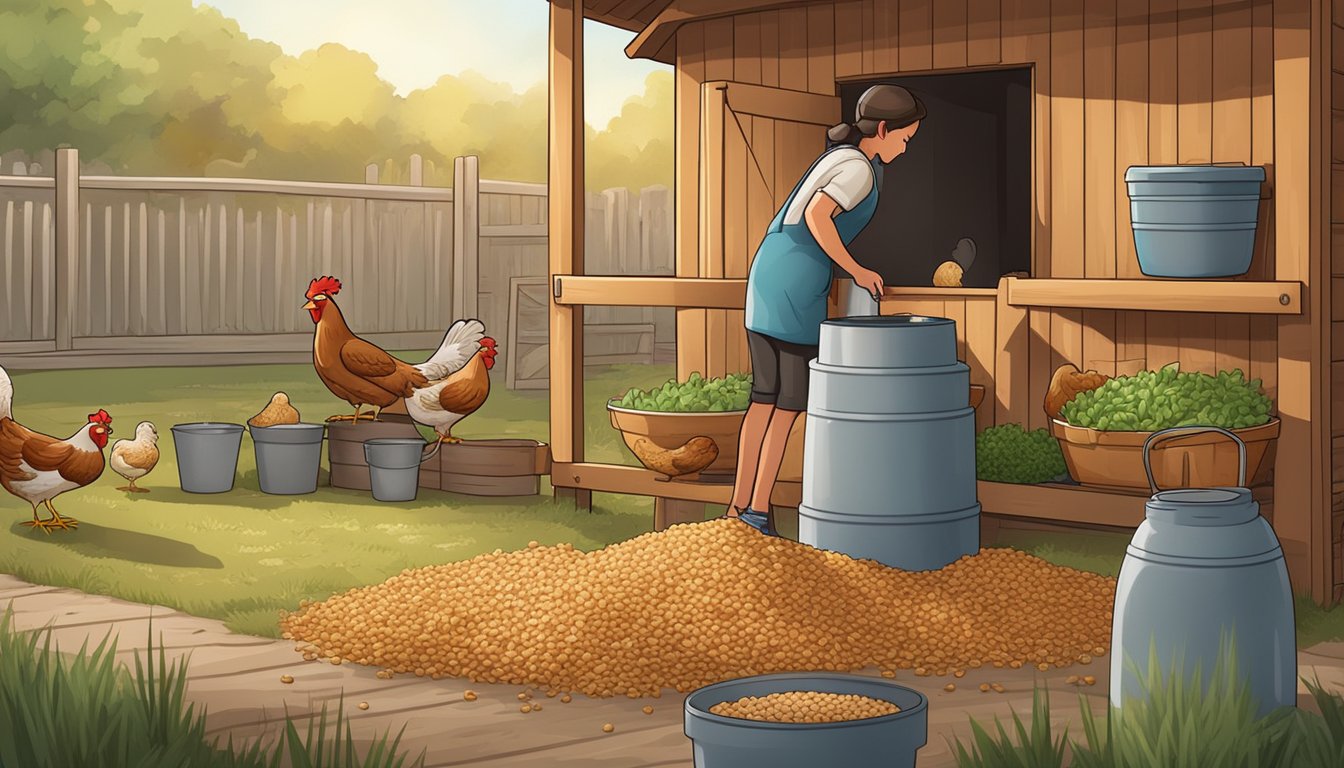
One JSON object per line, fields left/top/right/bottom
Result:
{"left": 250, "top": 423, "right": 325, "bottom": 495}
{"left": 363, "top": 438, "right": 429, "bottom": 502}
{"left": 685, "top": 673, "right": 928, "bottom": 768}
{"left": 172, "top": 422, "right": 244, "bottom": 494}
{"left": 800, "top": 315, "right": 980, "bottom": 571}
{"left": 1125, "top": 164, "right": 1266, "bottom": 277}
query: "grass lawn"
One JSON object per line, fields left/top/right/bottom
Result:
{"left": 2, "top": 357, "right": 1342, "bottom": 646}
{"left": 0, "top": 358, "right": 675, "bottom": 636}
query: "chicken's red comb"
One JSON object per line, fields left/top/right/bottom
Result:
{"left": 88, "top": 409, "right": 112, "bottom": 425}
{"left": 306, "top": 276, "right": 342, "bottom": 298}
{"left": 480, "top": 337, "right": 497, "bottom": 348}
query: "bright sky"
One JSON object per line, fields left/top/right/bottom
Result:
{"left": 193, "top": 0, "right": 668, "bottom": 127}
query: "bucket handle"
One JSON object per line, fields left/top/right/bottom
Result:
{"left": 420, "top": 438, "right": 444, "bottom": 464}
{"left": 1142, "top": 426, "right": 1246, "bottom": 494}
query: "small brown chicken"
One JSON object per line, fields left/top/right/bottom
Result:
{"left": 632, "top": 436, "right": 719, "bottom": 479}
{"left": 110, "top": 421, "right": 159, "bottom": 493}
{"left": 249, "top": 392, "right": 301, "bottom": 428}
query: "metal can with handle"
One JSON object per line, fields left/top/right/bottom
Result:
{"left": 1109, "top": 426, "right": 1296, "bottom": 718}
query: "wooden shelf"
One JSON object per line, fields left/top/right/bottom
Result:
{"left": 978, "top": 481, "right": 1149, "bottom": 528}
{"left": 881, "top": 286, "right": 999, "bottom": 298}
{"left": 1004, "top": 277, "right": 1302, "bottom": 314}
{"left": 550, "top": 461, "right": 802, "bottom": 508}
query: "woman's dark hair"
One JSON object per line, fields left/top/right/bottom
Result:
{"left": 828, "top": 84, "right": 926, "bottom": 145}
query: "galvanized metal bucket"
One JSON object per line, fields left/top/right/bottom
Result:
{"left": 171, "top": 422, "right": 245, "bottom": 494}
{"left": 363, "top": 438, "right": 441, "bottom": 503}
{"left": 798, "top": 315, "right": 980, "bottom": 571}
{"left": 1110, "top": 426, "right": 1296, "bottom": 718}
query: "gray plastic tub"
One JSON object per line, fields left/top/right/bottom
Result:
{"left": 1125, "top": 164, "right": 1266, "bottom": 277}
{"left": 684, "top": 673, "right": 928, "bottom": 768}
{"left": 250, "top": 423, "right": 325, "bottom": 495}
{"left": 171, "top": 423, "right": 245, "bottom": 494}
{"left": 363, "top": 438, "right": 430, "bottom": 502}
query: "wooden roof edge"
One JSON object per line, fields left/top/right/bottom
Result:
{"left": 623, "top": 0, "right": 821, "bottom": 63}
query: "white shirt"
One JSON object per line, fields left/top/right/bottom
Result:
{"left": 780, "top": 145, "right": 875, "bottom": 226}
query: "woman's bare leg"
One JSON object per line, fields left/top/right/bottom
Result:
{"left": 727, "top": 401, "right": 775, "bottom": 516}
{"left": 750, "top": 407, "right": 802, "bottom": 512}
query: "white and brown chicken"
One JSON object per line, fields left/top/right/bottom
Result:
{"left": 110, "top": 421, "right": 160, "bottom": 493}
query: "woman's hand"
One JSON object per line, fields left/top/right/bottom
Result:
{"left": 850, "top": 267, "right": 884, "bottom": 301}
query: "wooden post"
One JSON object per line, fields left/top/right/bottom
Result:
{"left": 452, "top": 155, "right": 480, "bottom": 322}
{"left": 549, "top": 0, "right": 588, "bottom": 511}
{"left": 53, "top": 148, "right": 78, "bottom": 351}
{"left": 1272, "top": 0, "right": 1331, "bottom": 602}
{"left": 654, "top": 498, "right": 707, "bottom": 530}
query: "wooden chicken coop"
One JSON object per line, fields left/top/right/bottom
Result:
{"left": 545, "top": 0, "right": 1344, "bottom": 604}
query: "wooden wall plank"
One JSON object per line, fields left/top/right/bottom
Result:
{"left": 1028, "top": 308, "right": 1052, "bottom": 430}
{"left": 723, "top": 111, "right": 748, "bottom": 376}
{"left": 873, "top": 0, "right": 899, "bottom": 74}
{"left": 1084, "top": 0, "right": 1117, "bottom": 281}
{"left": 967, "top": 0, "right": 1001, "bottom": 66}
{"left": 734, "top": 13, "right": 762, "bottom": 85}
{"left": 861, "top": 0, "right": 875, "bottom": 75}
{"left": 898, "top": 0, "right": 933, "bottom": 72}
{"left": 703, "top": 21, "right": 734, "bottom": 380}
{"left": 1177, "top": 0, "right": 1214, "bottom": 164}
{"left": 759, "top": 11, "right": 780, "bottom": 88}
{"left": 675, "top": 22, "right": 707, "bottom": 381}
{"left": 995, "top": 279, "right": 1030, "bottom": 427}
{"left": 835, "top": 2, "right": 864, "bottom": 78}
{"left": 1116, "top": 310, "right": 1147, "bottom": 375}
{"left": 778, "top": 7, "right": 809, "bottom": 88}
{"left": 806, "top": 4, "right": 835, "bottom": 95}
{"left": 1249, "top": 0, "right": 1275, "bottom": 281}
{"left": 1082, "top": 310, "right": 1118, "bottom": 377}
{"left": 932, "top": 0, "right": 968, "bottom": 70}
{"left": 1115, "top": 0, "right": 1149, "bottom": 277}
{"left": 965, "top": 296, "right": 997, "bottom": 433}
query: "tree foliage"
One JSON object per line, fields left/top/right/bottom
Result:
{"left": 0, "top": 0, "right": 673, "bottom": 190}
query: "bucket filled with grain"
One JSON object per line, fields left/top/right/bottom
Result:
{"left": 280, "top": 518, "right": 1115, "bottom": 699}
{"left": 685, "top": 673, "right": 927, "bottom": 768}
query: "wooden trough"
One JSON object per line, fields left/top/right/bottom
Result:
{"left": 327, "top": 418, "right": 549, "bottom": 497}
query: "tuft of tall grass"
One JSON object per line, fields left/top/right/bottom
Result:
{"left": 950, "top": 642, "right": 1344, "bottom": 768}
{"left": 0, "top": 609, "right": 425, "bottom": 768}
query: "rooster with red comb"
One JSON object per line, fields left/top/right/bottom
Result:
{"left": 303, "top": 277, "right": 496, "bottom": 425}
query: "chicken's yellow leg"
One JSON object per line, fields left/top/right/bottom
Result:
{"left": 20, "top": 504, "right": 50, "bottom": 532}
{"left": 42, "top": 500, "right": 77, "bottom": 531}
{"left": 327, "top": 405, "right": 374, "bottom": 422}
{"left": 438, "top": 430, "right": 462, "bottom": 444}
{"left": 129, "top": 478, "right": 148, "bottom": 493}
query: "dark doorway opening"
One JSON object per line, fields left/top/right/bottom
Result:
{"left": 838, "top": 67, "right": 1032, "bottom": 288}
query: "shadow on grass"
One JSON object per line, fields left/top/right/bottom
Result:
{"left": 12, "top": 521, "right": 224, "bottom": 569}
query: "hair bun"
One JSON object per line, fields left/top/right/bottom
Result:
{"left": 827, "top": 122, "right": 862, "bottom": 145}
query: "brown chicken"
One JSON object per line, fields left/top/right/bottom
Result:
{"left": 0, "top": 364, "right": 111, "bottom": 531}
{"left": 403, "top": 319, "right": 497, "bottom": 443}
{"left": 304, "top": 276, "right": 434, "bottom": 421}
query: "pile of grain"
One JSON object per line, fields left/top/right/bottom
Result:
{"left": 281, "top": 518, "right": 1115, "bottom": 698}
{"left": 710, "top": 692, "right": 899, "bottom": 723}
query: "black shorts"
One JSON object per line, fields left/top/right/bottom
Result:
{"left": 746, "top": 330, "right": 818, "bottom": 412}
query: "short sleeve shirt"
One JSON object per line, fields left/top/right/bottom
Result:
{"left": 780, "top": 146, "right": 875, "bottom": 226}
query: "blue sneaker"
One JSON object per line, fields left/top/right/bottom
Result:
{"left": 737, "top": 508, "right": 777, "bottom": 536}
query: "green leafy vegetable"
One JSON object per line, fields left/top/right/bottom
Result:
{"left": 614, "top": 372, "right": 753, "bottom": 413}
{"left": 1058, "top": 364, "right": 1272, "bottom": 431}
{"left": 976, "top": 424, "right": 1069, "bottom": 484}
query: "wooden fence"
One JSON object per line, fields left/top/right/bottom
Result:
{"left": 0, "top": 149, "right": 674, "bottom": 385}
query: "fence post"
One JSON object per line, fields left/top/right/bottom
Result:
{"left": 54, "top": 148, "right": 78, "bottom": 351}
{"left": 452, "top": 155, "right": 479, "bottom": 321}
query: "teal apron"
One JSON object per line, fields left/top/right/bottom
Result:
{"left": 745, "top": 145, "right": 882, "bottom": 346}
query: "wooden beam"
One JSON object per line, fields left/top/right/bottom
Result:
{"left": 626, "top": 0, "right": 821, "bottom": 61}
{"left": 712, "top": 80, "right": 840, "bottom": 125}
{"left": 551, "top": 462, "right": 803, "bottom": 508}
{"left": 1004, "top": 277, "right": 1303, "bottom": 314}
{"left": 549, "top": 0, "right": 586, "bottom": 476}
{"left": 555, "top": 275, "right": 747, "bottom": 309}
{"left": 1272, "top": 0, "right": 1331, "bottom": 601}
{"left": 978, "top": 481, "right": 1149, "bottom": 528}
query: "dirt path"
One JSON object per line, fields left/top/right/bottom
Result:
{"left": 3, "top": 573, "right": 1342, "bottom": 767}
